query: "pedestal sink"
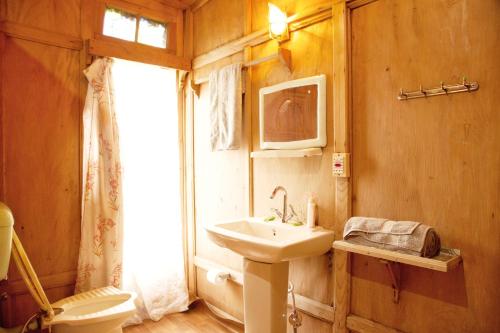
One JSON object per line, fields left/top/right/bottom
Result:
{"left": 205, "top": 218, "right": 334, "bottom": 333}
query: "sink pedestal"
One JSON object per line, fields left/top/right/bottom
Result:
{"left": 243, "top": 258, "right": 289, "bottom": 333}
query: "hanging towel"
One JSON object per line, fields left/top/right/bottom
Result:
{"left": 209, "top": 63, "right": 242, "bottom": 151}
{"left": 343, "top": 217, "right": 441, "bottom": 257}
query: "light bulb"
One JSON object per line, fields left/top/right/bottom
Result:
{"left": 268, "top": 3, "right": 288, "bottom": 40}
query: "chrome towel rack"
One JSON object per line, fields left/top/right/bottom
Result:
{"left": 398, "top": 78, "right": 479, "bottom": 101}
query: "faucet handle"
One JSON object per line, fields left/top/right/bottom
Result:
{"left": 283, "top": 204, "right": 298, "bottom": 223}
{"left": 270, "top": 208, "right": 283, "bottom": 218}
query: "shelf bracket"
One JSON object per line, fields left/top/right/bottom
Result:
{"left": 379, "top": 260, "right": 401, "bottom": 303}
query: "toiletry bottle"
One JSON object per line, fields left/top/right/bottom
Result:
{"left": 307, "top": 197, "right": 317, "bottom": 228}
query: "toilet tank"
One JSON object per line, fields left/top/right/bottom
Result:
{"left": 0, "top": 202, "right": 14, "bottom": 280}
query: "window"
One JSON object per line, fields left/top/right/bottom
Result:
{"left": 103, "top": 8, "right": 136, "bottom": 41}
{"left": 138, "top": 17, "right": 167, "bottom": 49}
{"left": 103, "top": 7, "right": 168, "bottom": 49}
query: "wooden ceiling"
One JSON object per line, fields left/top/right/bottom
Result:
{"left": 163, "top": 0, "right": 199, "bottom": 9}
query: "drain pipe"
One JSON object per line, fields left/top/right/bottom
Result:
{"left": 287, "top": 282, "right": 302, "bottom": 333}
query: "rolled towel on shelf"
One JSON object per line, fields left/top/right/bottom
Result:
{"left": 343, "top": 217, "right": 441, "bottom": 258}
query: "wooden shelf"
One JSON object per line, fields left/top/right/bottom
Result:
{"left": 250, "top": 148, "right": 323, "bottom": 158}
{"left": 333, "top": 240, "right": 461, "bottom": 272}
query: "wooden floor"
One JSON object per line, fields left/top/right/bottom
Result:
{"left": 123, "top": 302, "right": 234, "bottom": 333}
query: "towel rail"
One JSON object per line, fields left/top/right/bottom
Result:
{"left": 192, "top": 47, "right": 291, "bottom": 86}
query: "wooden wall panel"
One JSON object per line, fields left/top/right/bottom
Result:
{"left": 350, "top": 0, "right": 500, "bottom": 332}
{"left": 2, "top": 0, "right": 81, "bottom": 37}
{"left": 192, "top": 80, "right": 247, "bottom": 319}
{"left": 0, "top": 0, "right": 81, "bottom": 326}
{"left": 0, "top": 36, "right": 81, "bottom": 326}
{"left": 251, "top": 0, "right": 329, "bottom": 31}
{"left": 192, "top": 0, "right": 335, "bottom": 331}
{"left": 251, "top": 18, "right": 334, "bottom": 305}
{"left": 2, "top": 37, "right": 81, "bottom": 279}
{"left": 193, "top": 0, "right": 244, "bottom": 56}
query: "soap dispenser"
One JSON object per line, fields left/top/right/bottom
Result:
{"left": 306, "top": 196, "right": 317, "bottom": 228}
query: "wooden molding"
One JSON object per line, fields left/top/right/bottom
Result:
{"left": 193, "top": 256, "right": 335, "bottom": 324}
{"left": 346, "top": 0, "right": 380, "bottom": 9}
{"left": 185, "top": 73, "right": 197, "bottom": 296}
{"left": 190, "top": 0, "right": 212, "bottom": 12}
{"left": 88, "top": 38, "right": 191, "bottom": 70}
{"left": 347, "top": 315, "right": 405, "bottom": 333}
{"left": 332, "top": 1, "right": 352, "bottom": 333}
{"left": 0, "top": 21, "right": 83, "bottom": 50}
{"left": 243, "top": 0, "right": 254, "bottom": 218}
{"left": 0, "top": 32, "right": 5, "bottom": 201}
{"left": 192, "top": 1, "right": 332, "bottom": 70}
{"left": 161, "top": 0, "right": 191, "bottom": 10}
{"left": 192, "top": 28, "right": 267, "bottom": 70}
{"left": 4, "top": 271, "right": 76, "bottom": 295}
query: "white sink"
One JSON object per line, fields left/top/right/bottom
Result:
{"left": 205, "top": 217, "right": 334, "bottom": 333}
{"left": 205, "top": 217, "right": 334, "bottom": 263}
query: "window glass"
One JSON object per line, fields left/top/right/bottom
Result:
{"left": 138, "top": 17, "right": 167, "bottom": 48}
{"left": 103, "top": 7, "right": 137, "bottom": 42}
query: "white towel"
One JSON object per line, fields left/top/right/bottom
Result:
{"left": 209, "top": 63, "right": 242, "bottom": 151}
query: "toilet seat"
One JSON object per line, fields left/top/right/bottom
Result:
{"left": 1, "top": 203, "right": 137, "bottom": 333}
{"left": 11, "top": 227, "right": 136, "bottom": 332}
{"left": 45, "top": 287, "right": 136, "bottom": 327}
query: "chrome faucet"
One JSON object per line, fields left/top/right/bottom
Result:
{"left": 270, "top": 186, "right": 288, "bottom": 223}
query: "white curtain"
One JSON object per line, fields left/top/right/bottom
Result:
{"left": 112, "top": 58, "right": 188, "bottom": 323}
{"left": 76, "top": 58, "right": 188, "bottom": 323}
{"left": 76, "top": 58, "right": 124, "bottom": 293}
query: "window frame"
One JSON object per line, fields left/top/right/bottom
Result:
{"left": 96, "top": 0, "right": 178, "bottom": 54}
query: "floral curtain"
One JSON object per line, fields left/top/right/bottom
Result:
{"left": 75, "top": 58, "right": 123, "bottom": 293}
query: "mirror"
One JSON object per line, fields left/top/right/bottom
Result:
{"left": 259, "top": 75, "right": 326, "bottom": 149}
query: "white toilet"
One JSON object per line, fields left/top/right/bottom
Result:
{"left": 0, "top": 202, "right": 136, "bottom": 333}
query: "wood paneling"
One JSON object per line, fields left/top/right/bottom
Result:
{"left": 0, "top": 21, "right": 82, "bottom": 50}
{"left": 1, "top": 0, "right": 81, "bottom": 37}
{"left": 251, "top": 17, "right": 334, "bottom": 306}
{"left": 191, "top": 1, "right": 336, "bottom": 332}
{"left": 88, "top": 38, "right": 191, "bottom": 70}
{"left": 349, "top": 0, "right": 500, "bottom": 332}
{"left": 0, "top": 0, "right": 190, "bottom": 324}
{"left": 332, "top": 1, "right": 351, "bottom": 332}
{"left": 0, "top": 36, "right": 81, "bottom": 326}
{"left": 193, "top": 0, "right": 244, "bottom": 56}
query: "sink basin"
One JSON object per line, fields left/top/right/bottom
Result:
{"left": 205, "top": 217, "right": 334, "bottom": 263}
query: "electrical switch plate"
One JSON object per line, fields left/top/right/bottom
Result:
{"left": 332, "top": 153, "right": 350, "bottom": 177}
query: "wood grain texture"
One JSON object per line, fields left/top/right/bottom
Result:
{"left": 0, "top": 0, "right": 192, "bottom": 327}
{"left": 192, "top": 80, "right": 247, "bottom": 319}
{"left": 1, "top": 0, "right": 80, "bottom": 36}
{"left": 251, "top": 17, "right": 334, "bottom": 306}
{"left": 191, "top": 2, "right": 336, "bottom": 332}
{"left": 190, "top": 0, "right": 211, "bottom": 12}
{"left": 349, "top": 0, "right": 500, "bottom": 332}
{"left": 0, "top": 36, "right": 81, "bottom": 326}
{"left": 88, "top": 38, "right": 191, "bottom": 70}
{"left": 347, "top": 315, "right": 404, "bottom": 333}
{"left": 0, "top": 21, "right": 82, "bottom": 50}
{"left": 333, "top": 241, "right": 461, "bottom": 272}
{"left": 332, "top": 2, "right": 351, "bottom": 332}
{"left": 123, "top": 301, "right": 234, "bottom": 333}
{"left": 193, "top": 0, "right": 244, "bottom": 56}
{"left": 193, "top": 1, "right": 332, "bottom": 70}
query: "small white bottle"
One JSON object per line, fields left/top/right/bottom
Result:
{"left": 307, "top": 196, "right": 317, "bottom": 228}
